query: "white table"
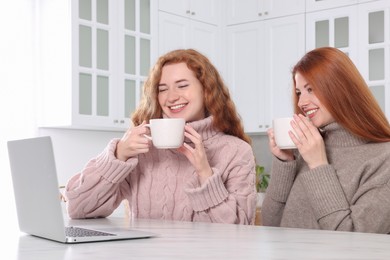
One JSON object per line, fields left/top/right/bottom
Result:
{"left": 4, "top": 216, "right": 390, "bottom": 259}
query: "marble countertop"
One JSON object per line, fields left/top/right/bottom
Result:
{"left": 3, "top": 216, "right": 390, "bottom": 259}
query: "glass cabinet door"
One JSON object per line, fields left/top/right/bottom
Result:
{"left": 358, "top": 1, "right": 390, "bottom": 118}
{"left": 76, "top": 0, "right": 113, "bottom": 126}
{"left": 120, "top": 0, "right": 151, "bottom": 121}
{"left": 73, "top": 0, "right": 152, "bottom": 129}
{"left": 306, "top": 5, "right": 358, "bottom": 62}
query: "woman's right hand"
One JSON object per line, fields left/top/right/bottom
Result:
{"left": 267, "top": 128, "right": 295, "bottom": 162}
{"left": 115, "top": 121, "right": 151, "bottom": 161}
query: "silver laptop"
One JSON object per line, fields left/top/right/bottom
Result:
{"left": 7, "top": 136, "right": 155, "bottom": 243}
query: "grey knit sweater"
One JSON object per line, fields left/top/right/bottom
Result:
{"left": 262, "top": 122, "right": 390, "bottom": 233}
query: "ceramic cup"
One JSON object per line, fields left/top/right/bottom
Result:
{"left": 273, "top": 117, "right": 297, "bottom": 149}
{"left": 144, "top": 118, "right": 185, "bottom": 149}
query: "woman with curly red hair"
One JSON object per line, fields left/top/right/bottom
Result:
{"left": 262, "top": 47, "right": 390, "bottom": 233}
{"left": 65, "top": 49, "right": 256, "bottom": 224}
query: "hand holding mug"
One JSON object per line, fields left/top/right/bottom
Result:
{"left": 267, "top": 128, "right": 295, "bottom": 162}
{"left": 116, "top": 121, "right": 151, "bottom": 161}
{"left": 290, "top": 114, "right": 328, "bottom": 169}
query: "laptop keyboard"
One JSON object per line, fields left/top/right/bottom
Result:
{"left": 65, "top": 226, "right": 115, "bottom": 237}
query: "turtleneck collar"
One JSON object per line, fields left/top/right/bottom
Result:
{"left": 320, "top": 122, "right": 368, "bottom": 147}
{"left": 186, "top": 116, "right": 219, "bottom": 142}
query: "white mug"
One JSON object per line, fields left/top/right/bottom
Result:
{"left": 273, "top": 117, "right": 297, "bottom": 149}
{"left": 144, "top": 118, "right": 185, "bottom": 149}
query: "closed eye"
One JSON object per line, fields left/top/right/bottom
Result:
{"left": 158, "top": 86, "right": 168, "bottom": 92}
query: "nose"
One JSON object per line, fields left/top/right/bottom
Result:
{"left": 167, "top": 88, "right": 180, "bottom": 103}
{"left": 297, "top": 92, "right": 308, "bottom": 108}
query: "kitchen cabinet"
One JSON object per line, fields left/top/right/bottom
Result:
{"left": 226, "top": 14, "right": 305, "bottom": 133}
{"left": 305, "top": 5, "right": 359, "bottom": 62}
{"left": 38, "top": 0, "right": 155, "bottom": 131}
{"left": 358, "top": 0, "right": 390, "bottom": 117}
{"left": 226, "top": 0, "right": 305, "bottom": 25}
{"left": 306, "top": 0, "right": 390, "bottom": 119}
{"left": 158, "top": 4, "right": 222, "bottom": 75}
{"left": 305, "top": 0, "right": 379, "bottom": 12}
{"left": 158, "top": 0, "right": 220, "bottom": 25}
{"left": 306, "top": 0, "right": 358, "bottom": 12}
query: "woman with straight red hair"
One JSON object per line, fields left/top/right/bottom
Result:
{"left": 65, "top": 49, "right": 257, "bottom": 224}
{"left": 262, "top": 47, "right": 390, "bottom": 233}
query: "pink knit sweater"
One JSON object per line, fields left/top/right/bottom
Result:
{"left": 65, "top": 117, "right": 257, "bottom": 224}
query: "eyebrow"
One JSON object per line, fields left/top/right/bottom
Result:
{"left": 295, "top": 83, "right": 310, "bottom": 91}
{"left": 158, "top": 79, "right": 189, "bottom": 87}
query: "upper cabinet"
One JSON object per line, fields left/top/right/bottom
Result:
{"left": 305, "top": 0, "right": 379, "bottom": 12}
{"left": 226, "top": 0, "right": 305, "bottom": 25}
{"left": 158, "top": 0, "right": 220, "bottom": 25}
{"left": 357, "top": 0, "right": 390, "bottom": 117}
{"left": 306, "top": 0, "right": 358, "bottom": 12}
{"left": 306, "top": 0, "right": 390, "bottom": 120}
{"left": 157, "top": 0, "right": 222, "bottom": 75}
{"left": 226, "top": 14, "right": 305, "bottom": 133}
{"left": 38, "top": 0, "right": 155, "bottom": 131}
{"left": 305, "top": 4, "right": 359, "bottom": 62}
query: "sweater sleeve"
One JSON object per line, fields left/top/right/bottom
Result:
{"left": 261, "top": 156, "right": 297, "bottom": 226}
{"left": 300, "top": 158, "right": 390, "bottom": 233}
{"left": 65, "top": 139, "right": 136, "bottom": 219}
{"left": 184, "top": 142, "right": 257, "bottom": 225}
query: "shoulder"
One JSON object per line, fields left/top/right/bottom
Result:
{"left": 364, "top": 141, "right": 390, "bottom": 159}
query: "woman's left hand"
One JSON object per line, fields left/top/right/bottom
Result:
{"left": 290, "top": 114, "right": 329, "bottom": 169}
{"left": 177, "top": 124, "right": 212, "bottom": 184}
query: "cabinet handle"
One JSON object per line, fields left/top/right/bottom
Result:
{"left": 258, "top": 13, "right": 262, "bottom": 16}
{"left": 258, "top": 125, "right": 263, "bottom": 128}
{"left": 186, "top": 10, "right": 190, "bottom": 14}
{"left": 191, "top": 12, "right": 195, "bottom": 15}
{"left": 113, "top": 119, "right": 119, "bottom": 123}
{"left": 265, "top": 125, "right": 269, "bottom": 128}
{"left": 120, "top": 120, "right": 125, "bottom": 124}
{"left": 264, "top": 11, "right": 268, "bottom": 15}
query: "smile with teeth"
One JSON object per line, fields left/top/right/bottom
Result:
{"left": 170, "top": 104, "right": 186, "bottom": 110}
{"left": 306, "top": 109, "right": 318, "bottom": 116}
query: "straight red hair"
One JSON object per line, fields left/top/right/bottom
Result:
{"left": 292, "top": 47, "right": 390, "bottom": 142}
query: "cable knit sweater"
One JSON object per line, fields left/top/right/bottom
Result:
{"left": 65, "top": 117, "right": 257, "bottom": 224}
{"left": 262, "top": 122, "right": 390, "bottom": 233}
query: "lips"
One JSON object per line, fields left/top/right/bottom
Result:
{"left": 305, "top": 108, "right": 318, "bottom": 118}
{"left": 169, "top": 103, "right": 186, "bottom": 113}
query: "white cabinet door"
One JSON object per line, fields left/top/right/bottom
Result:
{"left": 158, "top": 12, "right": 189, "bottom": 54}
{"left": 158, "top": 0, "right": 189, "bottom": 16}
{"left": 158, "top": 0, "right": 220, "bottom": 25}
{"left": 226, "top": 0, "right": 263, "bottom": 24}
{"left": 38, "top": 0, "right": 153, "bottom": 131}
{"left": 265, "top": 14, "right": 306, "bottom": 121}
{"left": 226, "top": 22, "right": 266, "bottom": 133}
{"left": 226, "top": 0, "right": 305, "bottom": 25}
{"left": 306, "top": 5, "right": 359, "bottom": 63}
{"left": 158, "top": 11, "right": 221, "bottom": 74}
{"left": 306, "top": 0, "right": 358, "bottom": 12}
{"left": 226, "top": 14, "right": 305, "bottom": 133}
{"left": 358, "top": 0, "right": 390, "bottom": 118}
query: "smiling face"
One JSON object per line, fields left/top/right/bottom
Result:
{"left": 157, "top": 62, "right": 205, "bottom": 122}
{"left": 294, "top": 72, "right": 335, "bottom": 128}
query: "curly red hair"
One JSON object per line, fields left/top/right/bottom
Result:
{"left": 131, "top": 49, "right": 251, "bottom": 144}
